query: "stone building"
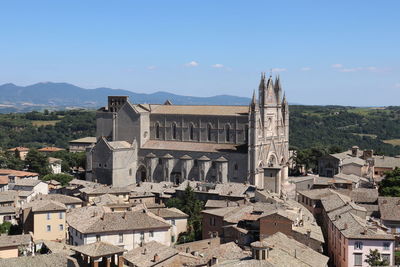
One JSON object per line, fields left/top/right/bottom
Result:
{"left": 86, "top": 74, "right": 290, "bottom": 194}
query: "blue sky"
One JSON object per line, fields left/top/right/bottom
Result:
{"left": 0, "top": 0, "right": 399, "bottom": 106}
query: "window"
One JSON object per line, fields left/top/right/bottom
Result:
{"left": 207, "top": 124, "right": 212, "bottom": 141}
{"left": 46, "top": 225, "right": 51, "bottom": 232}
{"left": 234, "top": 163, "right": 238, "bottom": 171}
{"left": 171, "top": 219, "right": 176, "bottom": 226}
{"left": 59, "top": 212, "right": 64, "bottom": 219}
{"left": 140, "top": 232, "right": 144, "bottom": 240}
{"left": 382, "top": 253, "right": 391, "bottom": 264}
{"left": 354, "top": 253, "right": 362, "bottom": 266}
{"left": 172, "top": 123, "right": 177, "bottom": 139}
{"left": 171, "top": 235, "right": 175, "bottom": 243}
{"left": 383, "top": 242, "right": 390, "bottom": 250}
{"left": 155, "top": 123, "right": 160, "bottom": 139}
{"left": 149, "top": 231, "right": 154, "bottom": 237}
{"left": 189, "top": 124, "right": 194, "bottom": 140}
{"left": 96, "top": 235, "right": 101, "bottom": 242}
{"left": 354, "top": 241, "right": 363, "bottom": 250}
{"left": 59, "top": 224, "right": 64, "bottom": 231}
{"left": 47, "top": 213, "right": 51, "bottom": 220}
{"left": 119, "top": 233, "right": 123, "bottom": 243}
{"left": 225, "top": 124, "right": 230, "bottom": 142}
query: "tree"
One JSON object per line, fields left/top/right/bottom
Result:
{"left": 166, "top": 185, "right": 204, "bottom": 243}
{"left": 0, "top": 150, "right": 24, "bottom": 170}
{"left": 365, "top": 249, "right": 388, "bottom": 266}
{"left": 25, "top": 149, "right": 51, "bottom": 177}
{"left": 379, "top": 167, "right": 400, "bottom": 197}
{"left": 41, "top": 173, "right": 74, "bottom": 186}
{"left": 0, "top": 222, "right": 12, "bottom": 234}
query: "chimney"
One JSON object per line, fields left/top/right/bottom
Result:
{"left": 351, "top": 146, "right": 359, "bottom": 157}
{"left": 143, "top": 248, "right": 147, "bottom": 255}
{"left": 153, "top": 253, "right": 159, "bottom": 262}
{"left": 344, "top": 223, "right": 348, "bottom": 229}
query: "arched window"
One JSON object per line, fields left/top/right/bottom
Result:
{"left": 225, "top": 124, "right": 230, "bottom": 142}
{"left": 189, "top": 123, "right": 194, "bottom": 140}
{"left": 207, "top": 124, "right": 212, "bottom": 141}
{"left": 172, "top": 123, "right": 177, "bottom": 139}
{"left": 155, "top": 123, "right": 160, "bottom": 139}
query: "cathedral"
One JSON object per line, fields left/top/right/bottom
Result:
{"left": 86, "top": 74, "right": 290, "bottom": 195}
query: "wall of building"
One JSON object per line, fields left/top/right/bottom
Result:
{"left": 318, "top": 157, "right": 340, "bottom": 177}
{"left": 347, "top": 239, "right": 394, "bottom": 267}
{"left": 166, "top": 218, "right": 187, "bottom": 244}
{"left": 33, "top": 211, "right": 66, "bottom": 241}
{"left": 342, "top": 163, "right": 363, "bottom": 177}
{"left": 149, "top": 114, "right": 248, "bottom": 145}
{"left": 259, "top": 214, "right": 292, "bottom": 240}
{"left": 81, "top": 229, "right": 170, "bottom": 251}
{"left": 0, "top": 247, "right": 18, "bottom": 259}
{"left": 139, "top": 149, "right": 247, "bottom": 184}
{"left": 202, "top": 214, "right": 226, "bottom": 240}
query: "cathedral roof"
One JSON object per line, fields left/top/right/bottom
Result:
{"left": 141, "top": 104, "right": 249, "bottom": 116}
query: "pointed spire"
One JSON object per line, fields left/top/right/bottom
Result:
{"left": 259, "top": 72, "right": 265, "bottom": 89}
{"left": 252, "top": 90, "right": 257, "bottom": 105}
{"left": 274, "top": 75, "right": 282, "bottom": 103}
{"left": 250, "top": 89, "right": 258, "bottom": 111}
{"left": 274, "top": 75, "right": 281, "bottom": 90}
{"left": 266, "top": 74, "right": 274, "bottom": 89}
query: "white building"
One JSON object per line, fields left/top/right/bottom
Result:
{"left": 48, "top": 157, "right": 62, "bottom": 174}
{"left": 67, "top": 206, "right": 172, "bottom": 251}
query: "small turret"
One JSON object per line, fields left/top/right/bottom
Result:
{"left": 250, "top": 90, "right": 258, "bottom": 111}
{"left": 258, "top": 72, "right": 266, "bottom": 108}
{"left": 274, "top": 75, "right": 282, "bottom": 103}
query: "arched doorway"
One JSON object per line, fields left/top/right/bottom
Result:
{"left": 136, "top": 165, "right": 147, "bottom": 182}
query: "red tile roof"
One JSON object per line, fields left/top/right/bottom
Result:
{"left": 38, "top": 147, "right": 65, "bottom": 152}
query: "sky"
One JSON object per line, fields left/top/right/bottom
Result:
{"left": 0, "top": 0, "right": 399, "bottom": 106}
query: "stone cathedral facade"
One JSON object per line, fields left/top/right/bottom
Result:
{"left": 86, "top": 74, "right": 290, "bottom": 195}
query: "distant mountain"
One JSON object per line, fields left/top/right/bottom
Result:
{"left": 0, "top": 82, "right": 252, "bottom": 112}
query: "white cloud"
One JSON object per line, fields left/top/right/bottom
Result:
{"left": 271, "top": 68, "right": 287, "bottom": 73}
{"left": 336, "top": 66, "right": 385, "bottom": 73}
{"left": 185, "top": 61, "right": 199, "bottom": 67}
{"left": 339, "top": 67, "right": 362, "bottom": 72}
{"left": 300, "top": 67, "right": 311, "bottom": 71}
{"left": 331, "top": 64, "right": 343, "bottom": 68}
{"left": 366, "top": 66, "right": 377, "bottom": 72}
{"left": 211, "top": 64, "right": 224, "bottom": 68}
{"left": 147, "top": 65, "right": 157, "bottom": 70}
